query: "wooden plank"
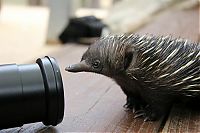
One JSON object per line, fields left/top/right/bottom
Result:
{"left": 137, "top": 6, "right": 199, "bottom": 42}
{"left": 161, "top": 104, "right": 200, "bottom": 133}
{"left": 86, "top": 84, "right": 165, "bottom": 133}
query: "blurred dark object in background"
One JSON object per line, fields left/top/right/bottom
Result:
{"left": 59, "top": 16, "right": 107, "bottom": 44}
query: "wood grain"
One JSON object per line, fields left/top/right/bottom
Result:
{"left": 161, "top": 104, "right": 200, "bottom": 133}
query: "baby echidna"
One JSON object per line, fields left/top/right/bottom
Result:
{"left": 65, "top": 34, "right": 200, "bottom": 121}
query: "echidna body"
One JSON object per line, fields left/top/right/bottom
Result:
{"left": 66, "top": 34, "right": 200, "bottom": 121}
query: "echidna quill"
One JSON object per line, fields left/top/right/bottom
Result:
{"left": 65, "top": 34, "right": 200, "bottom": 121}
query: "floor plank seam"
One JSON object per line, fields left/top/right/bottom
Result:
{"left": 85, "top": 83, "right": 115, "bottom": 114}
{"left": 158, "top": 104, "right": 174, "bottom": 133}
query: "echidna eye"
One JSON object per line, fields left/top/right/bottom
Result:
{"left": 92, "top": 60, "right": 100, "bottom": 68}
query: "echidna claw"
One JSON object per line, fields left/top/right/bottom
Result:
{"left": 134, "top": 109, "right": 145, "bottom": 118}
{"left": 134, "top": 110, "right": 144, "bottom": 114}
{"left": 134, "top": 112, "right": 145, "bottom": 119}
{"left": 144, "top": 117, "right": 151, "bottom": 122}
{"left": 132, "top": 108, "right": 136, "bottom": 113}
{"left": 123, "top": 103, "right": 133, "bottom": 111}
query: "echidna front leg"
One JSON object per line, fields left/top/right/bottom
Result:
{"left": 124, "top": 95, "right": 147, "bottom": 112}
{"left": 122, "top": 89, "right": 147, "bottom": 112}
{"left": 135, "top": 92, "right": 172, "bottom": 121}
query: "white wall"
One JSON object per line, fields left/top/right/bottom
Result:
{"left": 47, "top": 0, "right": 71, "bottom": 42}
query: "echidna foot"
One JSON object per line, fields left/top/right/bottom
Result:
{"left": 123, "top": 96, "right": 145, "bottom": 112}
{"left": 133, "top": 105, "right": 158, "bottom": 121}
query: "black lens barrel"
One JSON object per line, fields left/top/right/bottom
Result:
{"left": 0, "top": 56, "right": 64, "bottom": 129}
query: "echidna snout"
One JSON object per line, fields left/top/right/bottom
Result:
{"left": 65, "top": 60, "right": 90, "bottom": 72}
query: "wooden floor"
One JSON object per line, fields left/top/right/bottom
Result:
{"left": 1, "top": 5, "right": 199, "bottom": 133}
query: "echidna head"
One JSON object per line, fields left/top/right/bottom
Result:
{"left": 65, "top": 35, "right": 136, "bottom": 77}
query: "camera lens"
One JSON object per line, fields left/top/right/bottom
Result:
{"left": 0, "top": 56, "right": 64, "bottom": 129}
